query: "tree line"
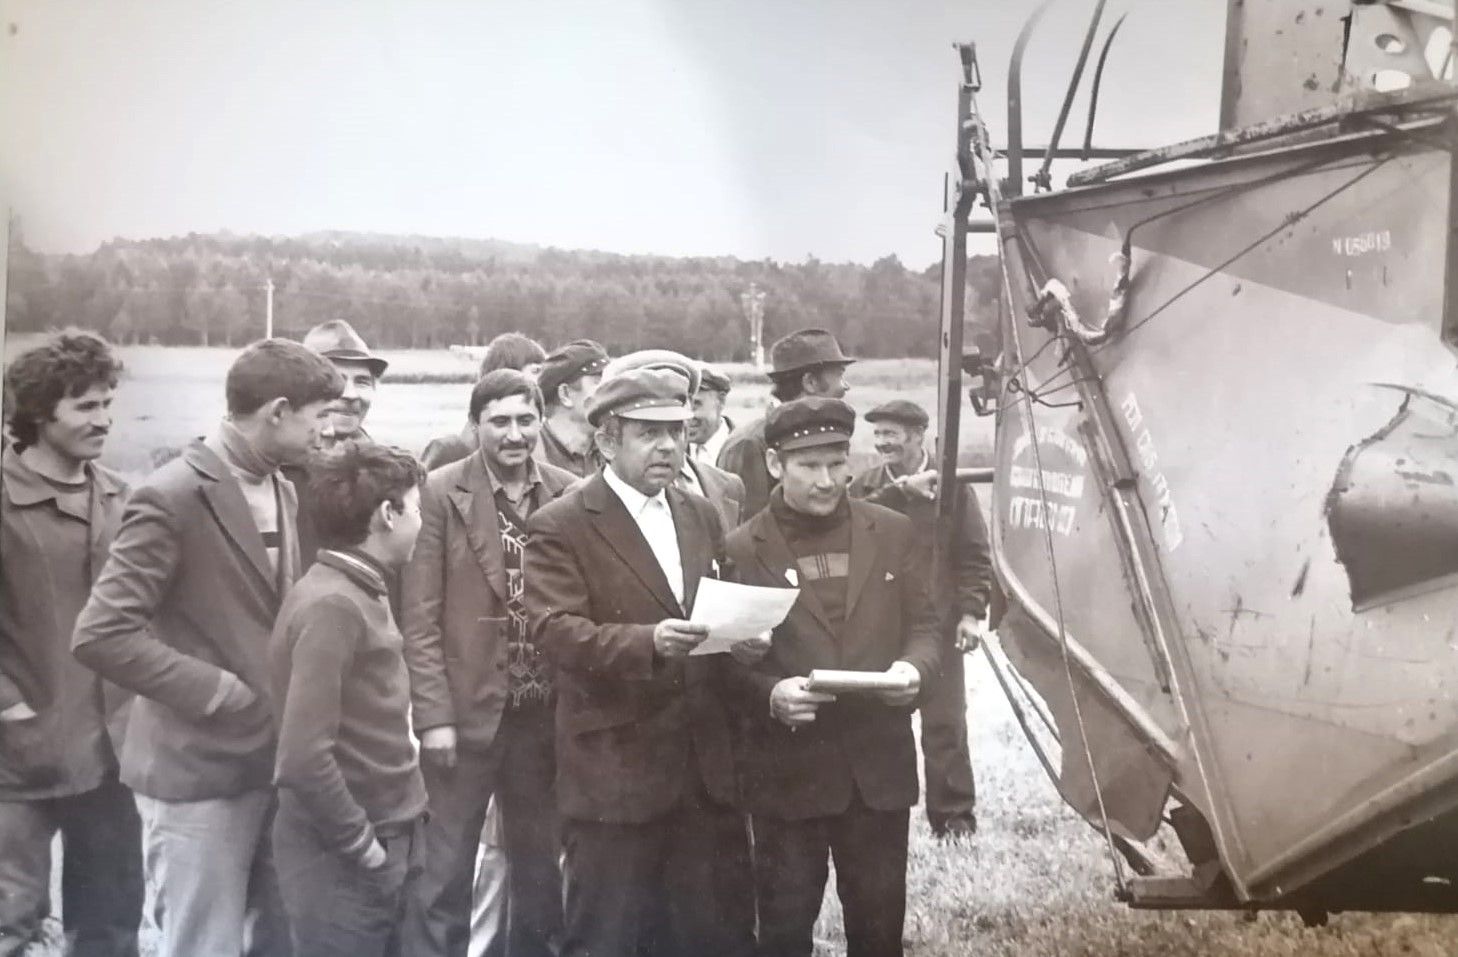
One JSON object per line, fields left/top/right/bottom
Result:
{"left": 5, "top": 226, "right": 1002, "bottom": 360}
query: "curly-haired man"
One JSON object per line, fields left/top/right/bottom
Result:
{"left": 1, "top": 329, "right": 142, "bottom": 957}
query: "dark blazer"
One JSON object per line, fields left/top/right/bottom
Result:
{"left": 715, "top": 416, "right": 772, "bottom": 520}
{"left": 402, "top": 452, "right": 578, "bottom": 750}
{"left": 72, "top": 439, "right": 297, "bottom": 801}
{"left": 687, "top": 459, "right": 746, "bottom": 532}
{"left": 723, "top": 498, "right": 941, "bottom": 821}
{"left": 524, "top": 473, "right": 737, "bottom": 823}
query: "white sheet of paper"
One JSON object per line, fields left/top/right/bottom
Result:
{"left": 688, "top": 578, "right": 800, "bottom": 656}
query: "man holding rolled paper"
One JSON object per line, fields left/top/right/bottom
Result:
{"left": 723, "top": 396, "right": 941, "bottom": 957}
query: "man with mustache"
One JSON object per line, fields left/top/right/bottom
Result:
{"left": 850, "top": 399, "right": 991, "bottom": 840}
{"left": 723, "top": 396, "right": 942, "bottom": 957}
{"left": 420, "top": 332, "right": 549, "bottom": 472}
{"left": 290, "top": 319, "right": 390, "bottom": 568}
{"left": 402, "top": 369, "right": 578, "bottom": 957}
{"left": 1, "top": 330, "right": 141, "bottom": 957}
{"left": 716, "top": 328, "right": 853, "bottom": 519}
{"left": 525, "top": 368, "right": 754, "bottom": 957}
{"left": 73, "top": 339, "right": 342, "bottom": 957}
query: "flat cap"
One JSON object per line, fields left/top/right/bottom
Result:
{"left": 698, "top": 363, "right": 732, "bottom": 395}
{"left": 302, "top": 319, "right": 388, "bottom": 377}
{"left": 586, "top": 367, "right": 693, "bottom": 428}
{"left": 600, "top": 349, "right": 701, "bottom": 396}
{"left": 770, "top": 328, "right": 854, "bottom": 376}
{"left": 538, "top": 339, "right": 610, "bottom": 398}
{"left": 864, "top": 399, "right": 929, "bottom": 429}
{"left": 765, "top": 396, "right": 856, "bottom": 452}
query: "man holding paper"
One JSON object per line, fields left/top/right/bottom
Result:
{"left": 723, "top": 396, "right": 941, "bottom": 957}
{"left": 523, "top": 367, "right": 754, "bottom": 957}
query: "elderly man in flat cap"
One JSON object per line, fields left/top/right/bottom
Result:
{"left": 850, "top": 399, "right": 991, "bottom": 840}
{"left": 723, "top": 396, "right": 942, "bottom": 957}
{"left": 533, "top": 339, "right": 609, "bottom": 478}
{"left": 717, "top": 328, "right": 852, "bottom": 519}
{"left": 524, "top": 367, "right": 754, "bottom": 957}
{"left": 688, "top": 363, "right": 735, "bottom": 465}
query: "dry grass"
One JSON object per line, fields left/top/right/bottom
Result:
{"left": 15, "top": 344, "right": 1454, "bottom": 954}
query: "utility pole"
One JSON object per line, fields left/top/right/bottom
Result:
{"left": 264, "top": 277, "right": 274, "bottom": 339}
{"left": 740, "top": 282, "right": 767, "bottom": 370}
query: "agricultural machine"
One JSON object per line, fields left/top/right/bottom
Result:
{"left": 933, "top": 0, "right": 1458, "bottom": 921}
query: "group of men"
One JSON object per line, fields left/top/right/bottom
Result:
{"left": 0, "top": 318, "right": 991, "bottom": 957}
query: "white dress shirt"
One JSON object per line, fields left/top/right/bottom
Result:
{"left": 603, "top": 465, "right": 685, "bottom": 606}
{"left": 692, "top": 418, "right": 734, "bottom": 465}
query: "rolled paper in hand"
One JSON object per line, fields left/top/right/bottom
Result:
{"left": 804, "top": 669, "right": 913, "bottom": 694}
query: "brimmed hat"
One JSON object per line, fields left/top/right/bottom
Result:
{"left": 864, "top": 399, "right": 929, "bottom": 429}
{"left": 600, "top": 349, "right": 701, "bottom": 396}
{"left": 698, "top": 363, "right": 732, "bottom": 395}
{"left": 586, "top": 367, "right": 693, "bottom": 428}
{"left": 302, "top": 319, "right": 388, "bottom": 377}
{"left": 769, "top": 328, "right": 854, "bottom": 376}
{"left": 765, "top": 396, "right": 856, "bottom": 452}
{"left": 539, "top": 339, "right": 610, "bottom": 399}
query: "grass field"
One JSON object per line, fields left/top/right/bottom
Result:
{"left": 7, "top": 342, "right": 1457, "bottom": 955}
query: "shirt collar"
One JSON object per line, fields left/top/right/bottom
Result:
{"left": 316, "top": 548, "right": 389, "bottom": 597}
{"left": 483, "top": 452, "right": 543, "bottom": 497}
{"left": 603, "top": 463, "right": 667, "bottom": 517}
{"left": 887, "top": 448, "right": 929, "bottom": 480}
{"left": 3, "top": 450, "right": 97, "bottom": 509}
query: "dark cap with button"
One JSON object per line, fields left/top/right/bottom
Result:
{"left": 538, "top": 339, "right": 610, "bottom": 399}
{"left": 302, "top": 319, "right": 388, "bottom": 377}
{"left": 764, "top": 396, "right": 856, "bottom": 452}
{"left": 769, "top": 328, "right": 854, "bottom": 376}
{"left": 864, "top": 399, "right": 929, "bottom": 430}
{"left": 586, "top": 367, "right": 694, "bottom": 428}
{"left": 698, "top": 363, "right": 732, "bottom": 395}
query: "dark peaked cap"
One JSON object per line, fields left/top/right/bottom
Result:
{"left": 765, "top": 396, "right": 856, "bottom": 452}
{"left": 586, "top": 367, "right": 693, "bottom": 428}
{"left": 698, "top": 363, "right": 732, "bottom": 395}
{"left": 302, "top": 319, "right": 388, "bottom": 377}
{"left": 539, "top": 339, "right": 610, "bottom": 398}
{"left": 864, "top": 399, "right": 929, "bottom": 429}
{"left": 769, "top": 328, "right": 854, "bottom": 376}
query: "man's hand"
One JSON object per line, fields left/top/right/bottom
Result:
{"left": 895, "top": 469, "right": 939, "bottom": 501}
{"left": 955, "top": 614, "right": 987, "bottom": 653}
{"left": 359, "top": 837, "right": 387, "bottom": 870}
{"left": 769, "top": 677, "right": 836, "bottom": 728}
{"left": 653, "top": 620, "right": 709, "bottom": 659}
{"left": 877, "top": 661, "right": 922, "bottom": 706}
{"left": 420, "top": 726, "right": 458, "bottom": 769}
{"left": 0, "top": 701, "right": 38, "bottom": 723}
{"left": 728, "top": 631, "right": 772, "bottom": 667}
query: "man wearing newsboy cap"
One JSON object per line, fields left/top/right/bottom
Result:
{"left": 533, "top": 339, "right": 610, "bottom": 478}
{"left": 850, "top": 399, "right": 991, "bottom": 841}
{"left": 523, "top": 367, "right": 754, "bottom": 957}
{"left": 722, "top": 396, "right": 942, "bottom": 957}
{"left": 716, "top": 328, "right": 852, "bottom": 519}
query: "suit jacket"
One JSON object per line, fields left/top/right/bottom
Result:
{"left": 525, "top": 473, "right": 737, "bottom": 823}
{"left": 723, "top": 498, "right": 941, "bottom": 821}
{"left": 848, "top": 460, "right": 992, "bottom": 622}
{"left": 715, "top": 416, "right": 773, "bottom": 519}
{"left": 687, "top": 459, "right": 745, "bottom": 532}
{"left": 402, "top": 452, "right": 578, "bottom": 750}
{"left": 72, "top": 439, "right": 298, "bottom": 801}
{"left": 1, "top": 454, "right": 131, "bottom": 799}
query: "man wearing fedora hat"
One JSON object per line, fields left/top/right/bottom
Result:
{"left": 850, "top": 399, "right": 991, "bottom": 841}
{"left": 524, "top": 367, "right": 754, "bottom": 957}
{"left": 716, "top": 328, "right": 853, "bottom": 519}
{"left": 292, "top": 320, "right": 390, "bottom": 569}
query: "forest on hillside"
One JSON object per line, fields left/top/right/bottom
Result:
{"left": 4, "top": 227, "right": 1004, "bottom": 360}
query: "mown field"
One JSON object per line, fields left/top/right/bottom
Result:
{"left": 7, "top": 342, "right": 1456, "bottom": 955}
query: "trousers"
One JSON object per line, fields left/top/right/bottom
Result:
{"left": 0, "top": 774, "right": 142, "bottom": 957}
{"left": 135, "top": 788, "right": 289, "bottom": 957}
{"left": 920, "top": 645, "right": 976, "bottom": 827}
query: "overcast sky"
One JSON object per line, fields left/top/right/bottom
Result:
{"left": 0, "top": 0, "right": 1225, "bottom": 268}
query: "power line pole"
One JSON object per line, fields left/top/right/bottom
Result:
{"left": 264, "top": 277, "right": 274, "bottom": 339}
{"left": 740, "top": 282, "right": 766, "bottom": 370}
